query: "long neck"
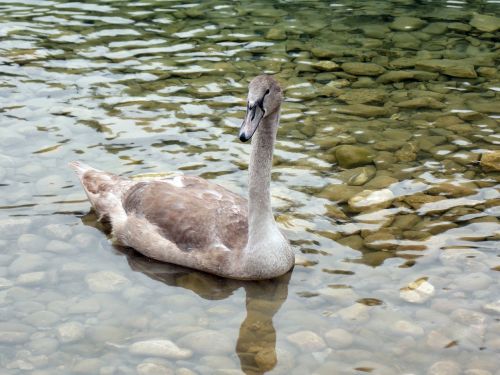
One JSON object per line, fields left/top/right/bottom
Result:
{"left": 247, "top": 110, "right": 279, "bottom": 244}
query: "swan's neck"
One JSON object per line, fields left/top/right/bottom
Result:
{"left": 247, "top": 110, "right": 280, "bottom": 247}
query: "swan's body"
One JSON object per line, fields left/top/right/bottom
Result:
{"left": 70, "top": 75, "right": 294, "bottom": 280}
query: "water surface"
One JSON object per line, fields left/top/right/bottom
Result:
{"left": 1, "top": 0, "right": 499, "bottom": 374}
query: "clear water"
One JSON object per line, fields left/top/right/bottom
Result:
{"left": 1, "top": 0, "right": 499, "bottom": 374}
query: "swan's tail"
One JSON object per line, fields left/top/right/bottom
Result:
{"left": 69, "top": 161, "right": 129, "bottom": 221}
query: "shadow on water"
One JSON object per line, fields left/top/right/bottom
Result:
{"left": 82, "top": 211, "right": 291, "bottom": 375}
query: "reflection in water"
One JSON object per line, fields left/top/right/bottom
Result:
{"left": 123, "top": 244, "right": 290, "bottom": 375}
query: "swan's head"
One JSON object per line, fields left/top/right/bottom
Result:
{"left": 239, "top": 75, "right": 282, "bottom": 142}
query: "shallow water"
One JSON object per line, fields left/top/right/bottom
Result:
{"left": 1, "top": 0, "right": 500, "bottom": 374}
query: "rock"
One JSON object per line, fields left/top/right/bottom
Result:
{"left": 361, "top": 24, "right": 390, "bottom": 39}
{"left": 448, "top": 22, "right": 471, "bottom": 32}
{"left": 335, "top": 145, "right": 375, "bottom": 168}
{"left": 341, "top": 62, "right": 385, "bottom": 76}
{"left": 416, "top": 59, "right": 476, "bottom": 78}
{"left": 365, "top": 175, "right": 398, "bottom": 189}
{"left": 72, "top": 358, "right": 104, "bottom": 374}
{"left": 16, "top": 271, "right": 47, "bottom": 286}
{"left": 57, "top": 322, "right": 85, "bottom": 343}
{"left": 335, "top": 104, "right": 389, "bottom": 118}
{"left": 24, "top": 310, "right": 60, "bottom": 327}
{"left": 336, "top": 89, "right": 386, "bottom": 104}
{"left": 348, "top": 189, "right": 394, "bottom": 211}
{"left": 0, "top": 277, "right": 13, "bottom": 289}
{"left": 130, "top": 339, "right": 192, "bottom": 359}
{"left": 9, "top": 254, "right": 46, "bottom": 275}
{"left": 378, "top": 68, "right": 434, "bottom": 82}
{"left": 400, "top": 278, "right": 435, "bottom": 304}
{"left": 403, "top": 194, "right": 445, "bottom": 209}
{"left": 337, "top": 166, "right": 376, "bottom": 186}
{"left": 324, "top": 328, "right": 353, "bottom": 349}
{"left": 312, "top": 60, "right": 339, "bottom": 71}
{"left": 85, "top": 271, "right": 130, "bottom": 293}
{"left": 137, "top": 362, "right": 174, "bottom": 375}
{"left": 468, "top": 100, "right": 500, "bottom": 114}
{"left": 334, "top": 303, "right": 370, "bottom": 322}
{"left": 319, "top": 184, "right": 363, "bottom": 202}
{"left": 483, "top": 300, "right": 500, "bottom": 315}
{"left": 470, "top": 12, "right": 500, "bottom": 33}
{"left": 480, "top": 151, "right": 500, "bottom": 172}
{"left": 428, "top": 360, "right": 460, "bottom": 375}
{"left": 0, "top": 218, "right": 31, "bottom": 239}
{"left": 0, "top": 323, "right": 32, "bottom": 344}
{"left": 477, "top": 67, "right": 497, "bottom": 78}
{"left": 286, "top": 330, "right": 326, "bottom": 351}
{"left": 454, "top": 272, "right": 493, "bottom": 291}
{"left": 397, "top": 97, "right": 445, "bottom": 109}
{"left": 364, "top": 232, "right": 397, "bottom": 250}
{"left": 42, "top": 224, "right": 72, "bottom": 240}
{"left": 265, "top": 27, "right": 286, "bottom": 40}
{"left": 392, "top": 320, "right": 424, "bottom": 336}
{"left": 390, "top": 16, "right": 426, "bottom": 31}
{"left": 178, "top": 330, "right": 233, "bottom": 355}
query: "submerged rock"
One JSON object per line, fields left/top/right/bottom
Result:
{"left": 390, "top": 16, "right": 426, "bottom": 31}
{"left": 130, "top": 339, "right": 192, "bottom": 359}
{"left": 57, "top": 322, "right": 85, "bottom": 343}
{"left": 341, "top": 62, "right": 385, "bottom": 76}
{"left": 480, "top": 151, "right": 500, "bottom": 172}
{"left": 335, "top": 145, "right": 375, "bottom": 168}
{"left": 85, "top": 271, "right": 130, "bottom": 293}
{"left": 400, "top": 278, "right": 435, "bottom": 303}
{"left": 348, "top": 189, "right": 394, "bottom": 211}
{"left": 335, "top": 103, "right": 389, "bottom": 118}
{"left": 286, "top": 330, "right": 326, "bottom": 351}
{"left": 416, "top": 59, "right": 476, "bottom": 78}
{"left": 470, "top": 12, "right": 500, "bottom": 33}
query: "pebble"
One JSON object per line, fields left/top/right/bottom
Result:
{"left": 57, "top": 321, "right": 85, "bottom": 343}
{"left": 324, "top": 328, "right": 353, "bottom": 349}
{"left": 390, "top": 16, "right": 426, "bottom": 31}
{"left": 178, "top": 330, "right": 233, "bottom": 355}
{"left": 482, "top": 300, "right": 500, "bottom": 315}
{"left": 400, "top": 278, "right": 435, "bottom": 304}
{"left": 335, "top": 145, "right": 374, "bottom": 168}
{"left": 0, "top": 218, "right": 32, "bottom": 240}
{"left": 286, "top": 330, "right": 326, "bottom": 351}
{"left": 341, "top": 62, "right": 385, "bottom": 76}
{"left": 334, "top": 303, "right": 370, "bottom": 322}
{"left": 0, "top": 277, "right": 13, "bottom": 289}
{"left": 16, "top": 271, "right": 47, "bottom": 286}
{"left": 137, "top": 362, "right": 174, "bottom": 375}
{"left": 9, "top": 254, "right": 47, "bottom": 275}
{"left": 392, "top": 320, "right": 424, "bottom": 336}
{"left": 348, "top": 189, "right": 394, "bottom": 211}
{"left": 469, "top": 12, "right": 500, "bottom": 33}
{"left": 480, "top": 151, "right": 500, "bottom": 172}
{"left": 41, "top": 224, "right": 73, "bottom": 240}
{"left": 24, "top": 310, "right": 60, "bottom": 327}
{"left": 428, "top": 360, "right": 461, "bottom": 375}
{"left": 85, "top": 271, "right": 130, "bottom": 293}
{"left": 130, "top": 339, "right": 192, "bottom": 359}
{"left": 453, "top": 272, "right": 493, "bottom": 291}
{"left": 0, "top": 322, "right": 33, "bottom": 344}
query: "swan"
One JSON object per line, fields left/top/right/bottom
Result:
{"left": 70, "top": 75, "right": 294, "bottom": 280}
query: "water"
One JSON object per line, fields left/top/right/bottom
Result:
{"left": 1, "top": 0, "right": 499, "bottom": 373}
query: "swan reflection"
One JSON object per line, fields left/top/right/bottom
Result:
{"left": 124, "top": 248, "right": 291, "bottom": 374}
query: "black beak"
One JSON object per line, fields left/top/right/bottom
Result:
{"left": 239, "top": 103, "right": 265, "bottom": 142}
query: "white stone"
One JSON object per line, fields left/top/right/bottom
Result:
{"left": 137, "top": 362, "right": 174, "bottom": 375}
{"left": 57, "top": 322, "right": 85, "bottom": 343}
{"left": 9, "top": 254, "right": 46, "bottom": 275}
{"left": 129, "top": 339, "right": 192, "bottom": 359}
{"left": 85, "top": 271, "right": 129, "bottom": 293}
{"left": 0, "top": 277, "right": 13, "bottom": 290}
{"left": 348, "top": 189, "right": 394, "bottom": 210}
{"left": 400, "top": 278, "right": 435, "bottom": 303}
{"left": 428, "top": 360, "right": 460, "bottom": 375}
{"left": 16, "top": 272, "right": 47, "bottom": 286}
{"left": 392, "top": 320, "right": 424, "bottom": 336}
{"left": 286, "top": 330, "right": 326, "bottom": 351}
{"left": 483, "top": 300, "right": 500, "bottom": 315}
{"left": 324, "top": 328, "right": 353, "bottom": 349}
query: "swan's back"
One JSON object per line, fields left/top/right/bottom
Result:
{"left": 123, "top": 176, "right": 248, "bottom": 253}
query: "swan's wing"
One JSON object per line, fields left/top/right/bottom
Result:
{"left": 122, "top": 176, "right": 248, "bottom": 253}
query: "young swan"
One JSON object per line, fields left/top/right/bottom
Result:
{"left": 70, "top": 75, "right": 294, "bottom": 280}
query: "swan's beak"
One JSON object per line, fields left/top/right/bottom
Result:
{"left": 239, "top": 104, "right": 264, "bottom": 142}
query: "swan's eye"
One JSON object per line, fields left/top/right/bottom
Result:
{"left": 265, "top": 89, "right": 270, "bottom": 95}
